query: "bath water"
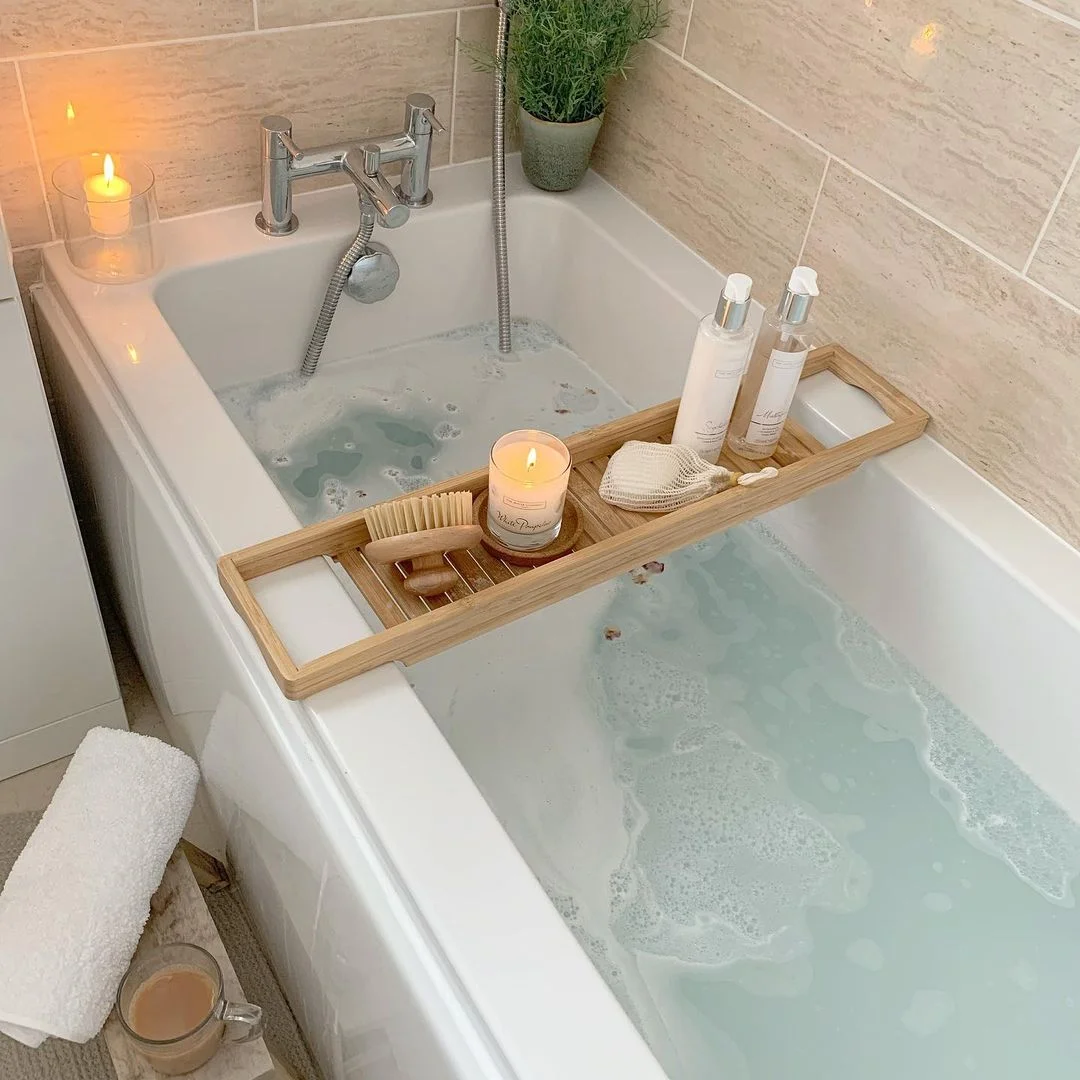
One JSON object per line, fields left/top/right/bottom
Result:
{"left": 220, "top": 320, "right": 1080, "bottom": 1079}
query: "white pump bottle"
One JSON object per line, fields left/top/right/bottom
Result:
{"left": 726, "top": 266, "right": 820, "bottom": 461}
{"left": 670, "top": 273, "right": 757, "bottom": 464}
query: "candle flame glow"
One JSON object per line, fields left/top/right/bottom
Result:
{"left": 66, "top": 101, "right": 75, "bottom": 123}
{"left": 103, "top": 153, "right": 115, "bottom": 187}
{"left": 910, "top": 21, "right": 939, "bottom": 56}
{"left": 526, "top": 447, "right": 537, "bottom": 472}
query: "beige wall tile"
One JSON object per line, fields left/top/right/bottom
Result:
{"left": 803, "top": 164, "right": 1080, "bottom": 548}
{"left": 1039, "top": 0, "right": 1080, "bottom": 18}
{"left": 654, "top": 0, "right": 691, "bottom": 55}
{"left": 0, "top": 64, "right": 51, "bottom": 248}
{"left": 259, "top": 0, "right": 484, "bottom": 28}
{"left": 684, "top": 0, "right": 1080, "bottom": 269}
{"left": 1028, "top": 164, "right": 1080, "bottom": 311}
{"left": 21, "top": 16, "right": 456, "bottom": 222}
{"left": 452, "top": 7, "right": 514, "bottom": 164}
{"left": 592, "top": 44, "right": 826, "bottom": 295}
{"left": 0, "top": 0, "right": 253, "bottom": 58}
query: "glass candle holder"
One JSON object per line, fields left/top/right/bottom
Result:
{"left": 53, "top": 154, "right": 162, "bottom": 283}
{"left": 487, "top": 429, "right": 572, "bottom": 551}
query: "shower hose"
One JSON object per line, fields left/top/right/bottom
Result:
{"left": 492, "top": 0, "right": 513, "bottom": 353}
{"left": 301, "top": 8, "right": 512, "bottom": 377}
{"left": 300, "top": 205, "right": 375, "bottom": 378}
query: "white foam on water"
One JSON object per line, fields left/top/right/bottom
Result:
{"left": 922, "top": 891, "right": 954, "bottom": 913}
{"left": 845, "top": 938, "right": 885, "bottom": 971}
{"left": 901, "top": 989, "right": 956, "bottom": 1037}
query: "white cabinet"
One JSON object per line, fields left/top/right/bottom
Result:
{"left": 0, "top": 221, "right": 125, "bottom": 779}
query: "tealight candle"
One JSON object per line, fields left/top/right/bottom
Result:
{"left": 488, "top": 429, "right": 572, "bottom": 550}
{"left": 84, "top": 154, "right": 132, "bottom": 237}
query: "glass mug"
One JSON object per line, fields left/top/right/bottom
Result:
{"left": 116, "top": 943, "right": 263, "bottom": 1075}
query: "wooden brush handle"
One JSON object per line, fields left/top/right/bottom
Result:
{"left": 403, "top": 554, "right": 460, "bottom": 596}
{"left": 364, "top": 525, "right": 482, "bottom": 565}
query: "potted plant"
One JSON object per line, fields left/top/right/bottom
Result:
{"left": 468, "top": 0, "right": 667, "bottom": 192}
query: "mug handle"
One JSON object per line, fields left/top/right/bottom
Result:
{"left": 219, "top": 1000, "right": 264, "bottom": 1044}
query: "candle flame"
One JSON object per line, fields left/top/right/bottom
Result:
{"left": 103, "top": 153, "right": 115, "bottom": 186}
{"left": 526, "top": 447, "right": 537, "bottom": 472}
{"left": 66, "top": 101, "right": 75, "bottom": 123}
{"left": 126, "top": 343, "right": 140, "bottom": 365}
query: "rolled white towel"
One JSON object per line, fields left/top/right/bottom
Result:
{"left": 0, "top": 726, "right": 199, "bottom": 1047}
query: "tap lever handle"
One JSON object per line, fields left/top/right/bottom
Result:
{"left": 341, "top": 151, "right": 410, "bottom": 228}
{"left": 422, "top": 108, "right": 446, "bottom": 135}
{"left": 279, "top": 132, "right": 304, "bottom": 160}
{"left": 403, "top": 93, "right": 444, "bottom": 136}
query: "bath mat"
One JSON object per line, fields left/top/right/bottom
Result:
{"left": 0, "top": 811, "right": 322, "bottom": 1080}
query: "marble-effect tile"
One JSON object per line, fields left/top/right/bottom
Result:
{"left": 21, "top": 16, "right": 456, "bottom": 222}
{"left": 0, "top": 63, "right": 50, "bottom": 248}
{"left": 803, "top": 163, "right": 1080, "bottom": 548}
{"left": 452, "top": 7, "right": 514, "bottom": 164}
{"left": 593, "top": 42, "right": 827, "bottom": 295}
{"left": 0, "top": 0, "right": 253, "bottom": 56}
{"left": 258, "top": 0, "right": 484, "bottom": 28}
{"left": 654, "top": 0, "right": 692, "bottom": 55}
{"left": 1029, "top": 164, "right": 1080, "bottom": 311}
{"left": 684, "top": 0, "right": 1080, "bottom": 268}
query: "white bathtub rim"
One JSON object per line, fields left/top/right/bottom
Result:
{"left": 793, "top": 371, "right": 1080, "bottom": 635}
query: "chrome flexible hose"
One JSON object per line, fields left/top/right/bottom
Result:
{"left": 492, "top": 0, "right": 512, "bottom": 354}
{"left": 300, "top": 208, "right": 376, "bottom": 378}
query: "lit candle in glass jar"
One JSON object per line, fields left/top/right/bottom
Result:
{"left": 84, "top": 154, "right": 132, "bottom": 237}
{"left": 487, "top": 429, "right": 572, "bottom": 550}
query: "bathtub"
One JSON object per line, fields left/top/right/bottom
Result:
{"left": 35, "top": 157, "right": 1080, "bottom": 1080}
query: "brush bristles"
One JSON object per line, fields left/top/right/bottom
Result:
{"left": 365, "top": 491, "right": 474, "bottom": 540}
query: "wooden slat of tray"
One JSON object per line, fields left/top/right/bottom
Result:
{"left": 219, "top": 345, "right": 928, "bottom": 699}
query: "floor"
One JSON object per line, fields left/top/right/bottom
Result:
{"left": 0, "top": 607, "right": 222, "bottom": 857}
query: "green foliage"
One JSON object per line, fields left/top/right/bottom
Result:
{"left": 464, "top": 0, "right": 667, "bottom": 124}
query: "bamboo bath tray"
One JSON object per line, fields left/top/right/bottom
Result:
{"left": 219, "top": 346, "right": 927, "bottom": 698}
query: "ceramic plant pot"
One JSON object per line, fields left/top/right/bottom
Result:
{"left": 519, "top": 108, "right": 605, "bottom": 192}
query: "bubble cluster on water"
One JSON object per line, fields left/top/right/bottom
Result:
{"left": 597, "top": 643, "right": 710, "bottom": 731}
{"left": 607, "top": 725, "right": 870, "bottom": 968}
{"left": 215, "top": 316, "right": 627, "bottom": 525}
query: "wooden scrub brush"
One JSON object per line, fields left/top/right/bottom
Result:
{"left": 363, "top": 491, "right": 482, "bottom": 597}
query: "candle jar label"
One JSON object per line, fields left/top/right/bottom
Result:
{"left": 501, "top": 493, "right": 547, "bottom": 511}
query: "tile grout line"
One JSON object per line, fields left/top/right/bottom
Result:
{"left": 448, "top": 10, "right": 461, "bottom": 164}
{"left": 796, "top": 156, "right": 831, "bottom": 266}
{"left": 1024, "top": 275, "right": 1080, "bottom": 318}
{"left": 12, "top": 61, "right": 56, "bottom": 243}
{"left": 1013, "top": 0, "right": 1080, "bottom": 31}
{"left": 649, "top": 40, "right": 1076, "bottom": 298}
{"left": 679, "top": 0, "right": 696, "bottom": 58}
{"left": 651, "top": 40, "right": 830, "bottom": 157}
{"left": 6, "top": 6, "right": 476, "bottom": 63}
{"left": 1021, "top": 140, "right": 1080, "bottom": 276}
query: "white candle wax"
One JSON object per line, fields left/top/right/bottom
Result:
{"left": 84, "top": 154, "right": 132, "bottom": 237}
{"left": 488, "top": 430, "right": 571, "bottom": 550}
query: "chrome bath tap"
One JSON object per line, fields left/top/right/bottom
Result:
{"left": 255, "top": 92, "right": 445, "bottom": 236}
